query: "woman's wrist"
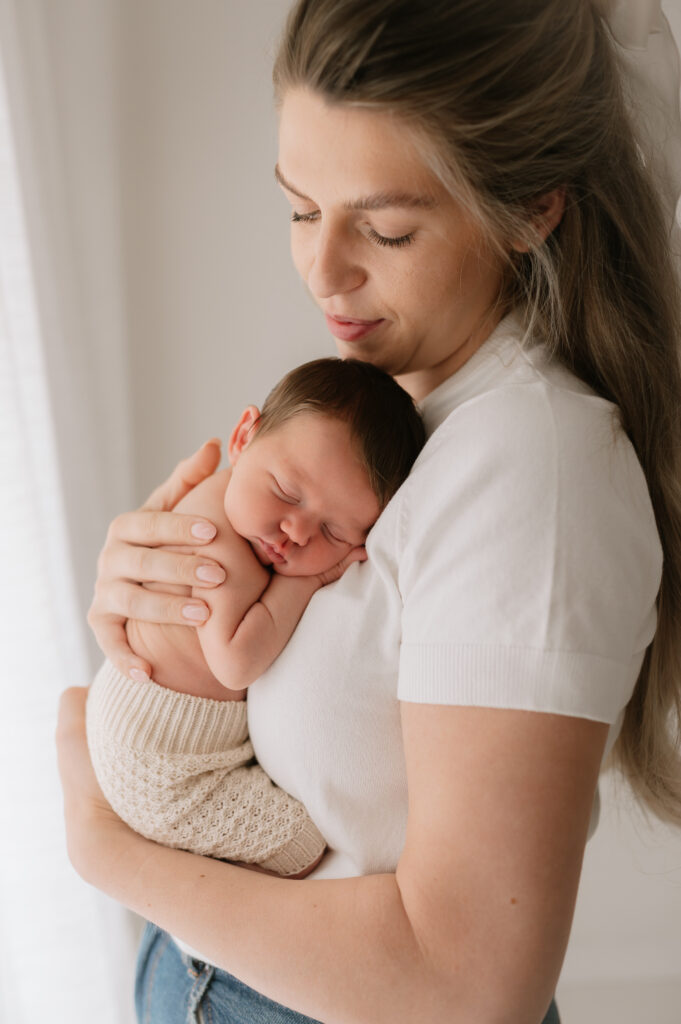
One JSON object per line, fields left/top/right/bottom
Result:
{"left": 63, "top": 796, "right": 135, "bottom": 889}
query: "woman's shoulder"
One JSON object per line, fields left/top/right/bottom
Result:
{"left": 394, "top": 343, "right": 662, "bottom": 722}
{"left": 414, "top": 364, "right": 625, "bottom": 492}
{"left": 419, "top": 313, "right": 611, "bottom": 441}
{"left": 400, "top": 350, "right": 661, "bottom": 583}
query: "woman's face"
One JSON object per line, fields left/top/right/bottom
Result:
{"left": 277, "top": 88, "right": 507, "bottom": 400}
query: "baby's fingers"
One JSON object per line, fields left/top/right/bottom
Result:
{"left": 317, "top": 546, "right": 367, "bottom": 587}
{"left": 144, "top": 438, "right": 222, "bottom": 512}
{"left": 344, "top": 545, "right": 368, "bottom": 568}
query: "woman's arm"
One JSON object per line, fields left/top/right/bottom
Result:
{"left": 58, "top": 686, "right": 606, "bottom": 1024}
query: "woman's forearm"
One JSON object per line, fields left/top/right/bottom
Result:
{"left": 78, "top": 817, "right": 443, "bottom": 1024}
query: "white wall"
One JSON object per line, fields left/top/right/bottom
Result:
{"left": 39, "top": 1, "right": 681, "bottom": 1020}
{"left": 121, "top": 0, "right": 329, "bottom": 499}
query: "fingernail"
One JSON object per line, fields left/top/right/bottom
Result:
{"left": 192, "top": 522, "right": 216, "bottom": 540}
{"left": 196, "top": 564, "right": 225, "bottom": 584}
{"left": 183, "top": 603, "right": 209, "bottom": 622}
{"left": 129, "top": 667, "right": 150, "bottom": 683}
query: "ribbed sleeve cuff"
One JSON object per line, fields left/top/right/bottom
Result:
{"left": 398, "top": 643, "right": 637, "bottom": 723}
{"left": 257, "top": 818, "right": 327, "bottom": 877}
{"left": 87, "top": 660, "right": 249, "bottom": 755}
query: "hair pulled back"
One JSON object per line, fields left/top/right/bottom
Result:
{"left": 274, "top": 0, "right": 681, "bottom": 824}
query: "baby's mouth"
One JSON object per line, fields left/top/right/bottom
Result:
{"left": 258, "top": 538, "right": 286, "bottom": 564}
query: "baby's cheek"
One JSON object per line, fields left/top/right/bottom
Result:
{"left": 315, "top": 541, "right": 352, "bottom": 574}
{"left": 297, "top": 542, "right": 348, "bottom": 578}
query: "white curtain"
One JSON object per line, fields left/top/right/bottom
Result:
{"left": 0, "top": 1, "right": 139, "bottom": 1021}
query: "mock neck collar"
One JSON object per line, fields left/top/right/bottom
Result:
{"left": 418, "top": 311, "right": 529, "bottom": 437}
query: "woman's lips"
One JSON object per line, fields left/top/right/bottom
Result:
{"left": 325, "top": 314, "right": 385, "bottom": 342}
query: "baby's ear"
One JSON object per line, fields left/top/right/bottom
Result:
{"left": 228, "top": 405, "right": 260, "bottom": 465}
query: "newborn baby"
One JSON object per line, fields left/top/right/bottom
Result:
{"left": 87, "top": 357, "right": 425, "bottom": 876}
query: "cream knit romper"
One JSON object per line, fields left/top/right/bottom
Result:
{"left": 86, "top": 661, "right": 326, "bottom": 876}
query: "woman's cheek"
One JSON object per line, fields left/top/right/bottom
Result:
{"left": 290, "top": 231, "right": 313, "bottom": 284}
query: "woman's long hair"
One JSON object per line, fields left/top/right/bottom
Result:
{"left": 274, "top": 0, "right": 681, "bottom": 824}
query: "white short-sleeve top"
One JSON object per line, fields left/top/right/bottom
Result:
{"left": 247, "top": 314, "right": 663, "bottom": 881}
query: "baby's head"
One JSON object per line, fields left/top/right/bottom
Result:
{"left": 225, "top": 358, "right": 425, "bottom": 576}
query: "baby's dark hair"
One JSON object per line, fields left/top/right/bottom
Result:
{"left": 256, "top": 358, "right": 425, "bottom": 507}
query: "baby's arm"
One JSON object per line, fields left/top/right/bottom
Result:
{"left": 198, "top": 554, "right": 356, "bottom": 691}
{"left": 207, "top": 572, "right": 324, "bottom": 689}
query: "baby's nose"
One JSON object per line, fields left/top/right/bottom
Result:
{"left": 281, "top": 515, "right": 312, "bottom": 547}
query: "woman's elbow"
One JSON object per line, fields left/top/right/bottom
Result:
{"left": 396, "top": 868, "right": 562, "bottom": 1024}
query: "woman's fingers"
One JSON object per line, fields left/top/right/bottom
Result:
{"left": 87, "top": 440, "right": 223, "bottom": 668}
{"left": 87, "top": 617, "right": 152, "bottom": 680}
{"left": 91, "top": 579, "right": 209, "bottom": 625}
{"left": 103, "top": 585, "right": 208, "bottom": 622}
{"left": 104, "top": 508, "right": 218, "bottom": 550}
{"left": 144, "top": 438, "right": 222, "bottom": 512}
{"left": 98, "top": 538, "right": 225, "bottom": 588}
{"left": 88, "top": 579, "right": 212, "bottom": 677}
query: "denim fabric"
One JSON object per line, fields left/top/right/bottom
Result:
{"left": 135, "top": 921, "right": 561, "bottom": 1023}
{"left": 135, "top": 922, "right": 324, "bottom": 1024}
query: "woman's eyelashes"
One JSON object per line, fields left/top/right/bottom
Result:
{"left": 290, "top": 210, "right": 415, "bottom": 249}
{"left": 366, "top": 227, "right": 414, "bottom": 248}
{"left": 290, "top": 210, "right": 318, "bottom": 225}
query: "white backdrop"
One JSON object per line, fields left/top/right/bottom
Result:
{"left": 0, "top": 0, "right": 138, "bottom": 1020}
{"left": 12, "top": 1, "right": 681, "bottom": 1021}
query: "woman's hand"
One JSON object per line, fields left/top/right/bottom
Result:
{"left": 88, "top": 439, "right": 224, "bottom": 680}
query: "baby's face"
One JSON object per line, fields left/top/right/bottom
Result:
{"left": 225, "top": 411, "right": 380, "bottom": 577}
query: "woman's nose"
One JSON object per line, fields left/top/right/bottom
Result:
{"left": 280, "top": 514, "right": 313, "bottom": 547}
{"left": 306, "top": 225, "right": 366, "bottom": 300}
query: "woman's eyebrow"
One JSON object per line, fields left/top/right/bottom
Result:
{"left": 274, "top": 164, "right": 438, "bottom": 211}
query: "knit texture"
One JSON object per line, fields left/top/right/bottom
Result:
{"left": 86, "top": 661, "right": 326, "bottom": 876}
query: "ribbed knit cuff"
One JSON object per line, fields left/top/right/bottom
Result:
{"left": 87, "top": 660, "right": 248, "bottom": 755}
{"left": 257, "top": 818, "right": 327, "bottom": 877}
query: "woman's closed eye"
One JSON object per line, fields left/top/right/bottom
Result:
{"left": 291, "top": 210, "right": 319, "bottom": 224}
{"left": 291, "top": 209, "right": 414, "bottom": 249}
{"left": 366, "top": 227, "right": 414, "bottom": 248}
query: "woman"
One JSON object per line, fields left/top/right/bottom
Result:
{"left": 58, "top": 1, "right": 681, "bottom": 1021}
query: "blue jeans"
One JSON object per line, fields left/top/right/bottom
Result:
{"left": 135, "top": 921, "right": 561, "bottom": 1023}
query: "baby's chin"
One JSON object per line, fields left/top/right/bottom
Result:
{"left": 272, "top": 560, "right": 335, "bottom": 578}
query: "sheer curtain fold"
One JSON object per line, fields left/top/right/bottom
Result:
{"left": 0, "top": 2, "right": 138, "bottom": 1021}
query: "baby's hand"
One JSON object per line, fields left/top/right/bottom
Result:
{"left": 315, "top": 546, "right": 367, "bottom": 588}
